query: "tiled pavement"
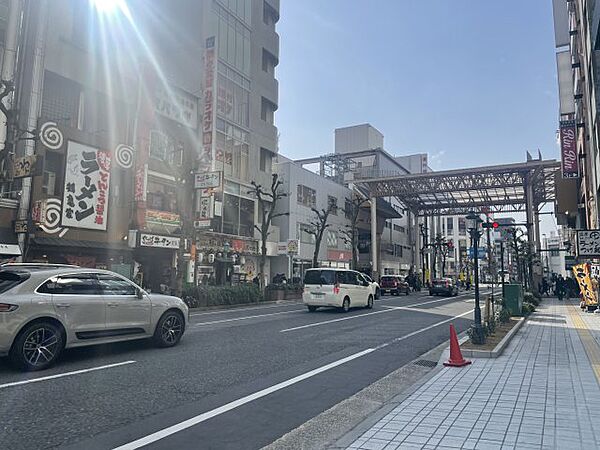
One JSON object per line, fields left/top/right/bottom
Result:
{"left": 345, "top": 298, "right": 600, "bottom": 450}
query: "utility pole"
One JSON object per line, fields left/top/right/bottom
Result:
{"left": 500, "top": 240, "right": 505, "bottom": 299}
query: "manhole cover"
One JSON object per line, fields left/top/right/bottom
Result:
{"left": 413, "top": 359, "right": 437, "bottom": 368}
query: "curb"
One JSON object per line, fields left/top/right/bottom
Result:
{"left": 460, "top": 317, "right": 526, "bottom": 358}
{"left": 327, "top": 336, "right": 462, "bottom": 450}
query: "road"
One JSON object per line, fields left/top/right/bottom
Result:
{"left": 0, "top": 288, "right": 489, "bottom": 450}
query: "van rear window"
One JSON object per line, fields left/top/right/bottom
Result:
{"left": 304, "top": 270, "right": 336, "bottom": 285}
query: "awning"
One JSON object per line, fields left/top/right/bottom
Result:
{"left": 31, "top": 237, "right": 131, "bottom": 251}
{"left": 0, "top": 228, "right": 21, "bottom": 256}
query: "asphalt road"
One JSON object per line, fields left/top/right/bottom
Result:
{"left": 0, "top": 288, "right": 489, "bottom": 450}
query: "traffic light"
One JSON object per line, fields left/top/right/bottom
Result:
{"left": 481, "top": 221, "right": 499, "bottom": 229}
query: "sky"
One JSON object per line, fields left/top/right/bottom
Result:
{"left": 276, "top": 0, "right": 560, "bottom": 234}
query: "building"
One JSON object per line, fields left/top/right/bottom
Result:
{"left": 542, "top": 231, "right": 567, "bottom": 277}
{"left": 0, "top": 0, "right": 280, "bottom": 291}
{"left": 552, "top": 0, "right": 600, "bottom": 232}
{"left": 272, "top": 157, "right": 353, "bottom": 281}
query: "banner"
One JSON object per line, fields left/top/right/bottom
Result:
{"left": 573, "top": 263, "right": 598, "bottom": 306}
{"left": 560, "top": 120, "right": 579, "bottom": 178}
{"left": 199, "top": 36, "right": 217, "bottom": 172}
{"left": 61, "top": 141, "right": 111, "bottom": 230}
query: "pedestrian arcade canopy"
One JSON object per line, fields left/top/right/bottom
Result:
{"left": 355, "top": 160, "right": 561, "bottom": 216}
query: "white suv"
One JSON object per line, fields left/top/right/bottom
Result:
{"left": 302, "top": 268, "right": 373, "bottom": 312}
{"left": 0, "top": 264, "right": 188, "bottom": 371}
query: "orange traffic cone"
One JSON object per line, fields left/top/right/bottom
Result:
{"left": 444, "top": 324, "right": 472, "bottom": 367}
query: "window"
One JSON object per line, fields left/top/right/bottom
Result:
{"left": 447, "top": 218, "right": 454, "bottom": 233}
{"left": 261, "top": 97, "right": 276, "bottom": 124}
{"left": 41, "top": 151, "right": 62, "bottom": 197}
{"left": 260, "top": 148, "right": 273, "bottom": 172}
{"left": 40, "top": 71, "right": 81, "bottom": 128}
{"left": 223, "top": 194, "right": 240, "bottom": 235}
{"left": 393, "top": 224, "right": 406, "bottom": 233}
{"left": 297, "top": 185, "right": 316, "bottom": 208}
{"left": 326, "top": 196, "right": 338, "bottom": 215}
{"left": 337, "top": 271, "right": 357, "bottom": 285}
{"left": 550, "top": 249, "right": 559, "bottom": 257}
{"left": 298, "top": 223, "right": 315, "bottom": 244}
{"left": 263, "top": 0, "right": 278, "bottom": 26}
{"left": 214, "top": 3, "right": 251, "bottom": 74}
{"left": 395, "top": 244, "right": 403, "bottom": 257}
{"left": 38, "top": 274, "right": 100, "bottom": 295}
{"left": 385, "top": 221, "right": 392, "bottom": 229}
{"left": 97, "top": 274, "right": 136, "bottom": 296}
{"left": 327, "top": 230, "right": 338, "bottom": 248}
{"left": 217, "top": 73, "right": 250, "bottom": 128}
{"left": 262, "top": 48, "right": 277, "bottom": 75}
{"left": 345, "top": 199, "right": 353, "bottom": 219}
{"left": 147, "top": 179, "right": 178, "bottom": 213}
{"left": 458, "top": 218, "right": 466, "bottom": 235}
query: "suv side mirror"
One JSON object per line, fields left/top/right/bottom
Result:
{"left": 136, "top": 288, "right": 144, "bottom": 300}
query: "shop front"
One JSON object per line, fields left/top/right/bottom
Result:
{"left": 195, "top": 232, "right": 258, "bottom": 286}
{"left": 0, "top": 228, "right": 22, "bottom": 264}
{"left": 129, "top": 231, "right": 180, "bottom": 294}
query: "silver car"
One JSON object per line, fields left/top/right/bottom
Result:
{"left": 0, "top": 264, "right": 188, "bottom": 371}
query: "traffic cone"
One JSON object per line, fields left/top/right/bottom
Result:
{"left": 444, "top": 324, "right": 472, "bottom": 367}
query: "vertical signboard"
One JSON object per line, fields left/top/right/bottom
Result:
{"left": 61, "top": 141, "right": 111, "bottom": 230}
{"left": 199, "top": 36, "right": 217, "bottom": 172}
{"left": 560, "top": 120, "right": 579, "bottom": 178}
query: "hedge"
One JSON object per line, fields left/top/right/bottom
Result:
{"left": 182, "top": 284, "right": 263, "bottom": 308}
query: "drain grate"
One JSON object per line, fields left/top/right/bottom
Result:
{"left": 413, "top": 359, "right": 437, "bottom": 368}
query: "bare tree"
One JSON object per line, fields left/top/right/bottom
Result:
{"left": 340, "top": 194, "right": 369, "bottom": 270}
{"left": 249, "top": 173, "right": 288, "bottom": 291}
{"left": 307, "top": 203, "right": 334, "bottom": 268}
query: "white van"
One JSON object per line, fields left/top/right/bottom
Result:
{"left": 302, "top": 268, "right": 373, "bottom": 312}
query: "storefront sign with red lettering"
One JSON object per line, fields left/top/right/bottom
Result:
{"left": 61, "top": 141, "right": 111, "bottom": 230}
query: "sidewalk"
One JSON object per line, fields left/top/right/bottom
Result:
{"left": 339, "top": 298, "right": 600, "bottom": 450}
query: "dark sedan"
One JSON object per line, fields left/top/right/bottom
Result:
{"left": 429, "top": 278, "right": 458, "bottom": 296}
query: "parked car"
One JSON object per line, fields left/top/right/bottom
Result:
{"left": 380, "top": 275, "right": 410, "bottom": 296}
{"left": 361, "top": 273, "right": 380, "bottom": 299}
{"left": 429, "top": 278, "right": 459, "bottom": 296}
{"left": 302, "top": 268, "right": 373, "bottom": 312}
{"left": 0, "top": 264, "right": 188, "bottom": 371}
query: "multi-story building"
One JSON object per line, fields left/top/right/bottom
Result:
{"left": 272, "top": 154, "right": 404, "bottom": 281}
{"left": 542, "top": 231, "right": 567, "bottom": 277}
{"left": 0, "top": 0, "right": 280, "bottom": 291}
{"left": 552, "top": 0, "right": 600, "bottom": 232}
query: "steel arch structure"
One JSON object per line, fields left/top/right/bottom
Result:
{"left": 354, "top": 159, "right": 561, "bottom": 216}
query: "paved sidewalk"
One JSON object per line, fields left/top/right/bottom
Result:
{"left": 342, "top": 298, "right": 600, "bottom": 450}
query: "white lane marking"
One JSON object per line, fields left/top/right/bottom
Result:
{"left": 190, "top": 302, "right": 300, "bottom": 317}
{"left": 280, "top": 291, "right": 487, "bottom": 333}
{"left": 113, "top": 309, "right": 474, "bottom": 449}
{"left": 193, "top": 309, "right": 304, "bottom": 327}
{"left": 279, "top": 308, "right": 400, "bottom": 333}
{"left": 375, "top": 309, "right": 474, "bottom": 350}
{"left": 112, "top": 348, "right": 376, "bottom": 450}
{"left": 0, "top": 360, "right": 136, "bottom": 390}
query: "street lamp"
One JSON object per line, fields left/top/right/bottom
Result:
{"left": 466, "top": 211, "right": 485, "bottom": 344}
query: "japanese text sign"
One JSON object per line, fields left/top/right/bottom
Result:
{"left": 194, "top": 171, "right": 221, "bottom": 189}
{"left": 61, "top": 141, "right": 111, "bottom": 231}
{"left": 577, "top": 230, "right": 600, "bottom": 257}
{"left": 139, "top": 233, "right": 180, "bottom": 249}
